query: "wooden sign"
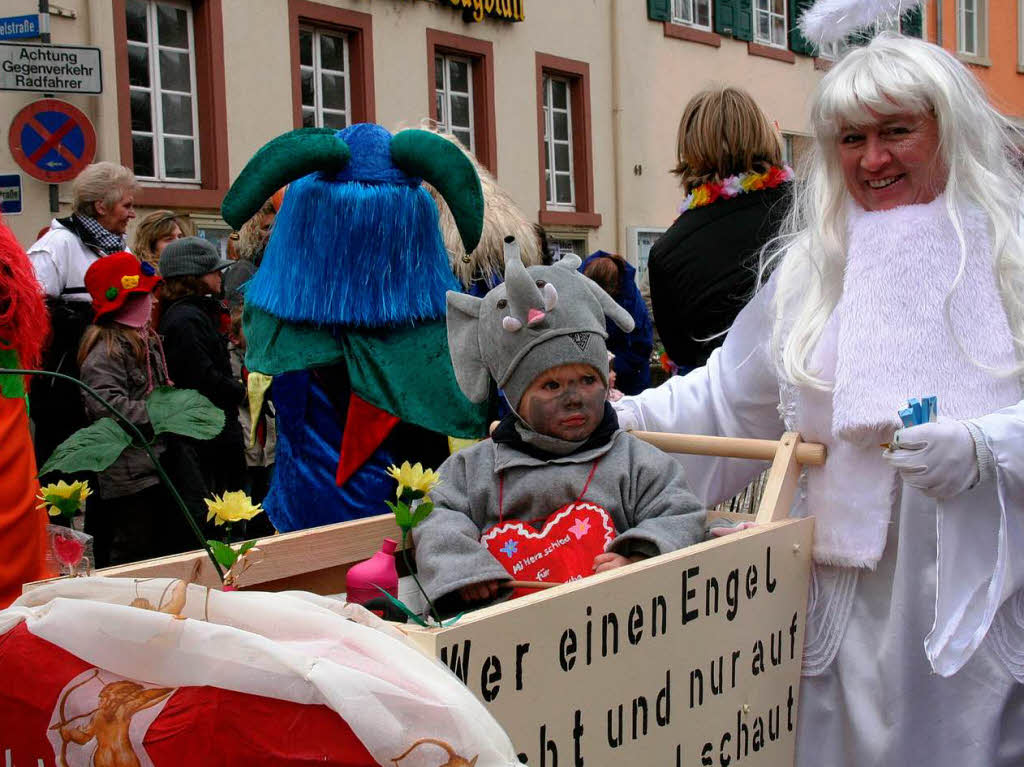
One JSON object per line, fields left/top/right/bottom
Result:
{"left": 406, "top": 518, "right": 813, "bottom": 766}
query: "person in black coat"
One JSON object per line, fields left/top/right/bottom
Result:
{"left": 157, "top": 237, "right": 247, "bottom": 501}
{"left": 649, "top": 87, "right": 793, "bottom": 371}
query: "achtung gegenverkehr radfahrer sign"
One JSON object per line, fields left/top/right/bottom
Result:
{"left": 0, "top": 42, "right": 102, "bottom": 94}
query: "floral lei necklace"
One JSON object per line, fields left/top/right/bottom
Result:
{"left": 679, "top": 165, "right": 794, "bottom": 213}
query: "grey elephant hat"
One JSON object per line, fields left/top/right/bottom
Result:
{"left": 446, "top": 238, "right": 635, "bottom": 409}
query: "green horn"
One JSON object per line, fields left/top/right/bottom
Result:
{"left": 221, "top": 128, "right": 351, "bottom": 230}
{"left": 390, "top": 129, "right": 484, "bottom": 254}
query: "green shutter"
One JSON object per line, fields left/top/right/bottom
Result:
{"left": 734, "top": 0, "right": 753, "bottom": 41}
{"left": 648, "top": 0, "right": 671, "bottom": 22}
{"left": 715, "top": 0, "right": 752, "bottom": 41}
{"left": 789, "top": 0, "right": 816, "bottom": 55}
{"left": 901, "top": 6, "right": 923, "bottom": 38}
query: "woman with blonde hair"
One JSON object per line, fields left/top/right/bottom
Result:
{"left": 131, "top": 210, "right": 190, "bottom": 270}
{"left": 616, "top": 35, "right": 1023, "bottom": 766}
{"left": 647, "top": 87, "right": 793, "bottom": 370}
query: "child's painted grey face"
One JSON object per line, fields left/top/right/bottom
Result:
{"left": 518, "top": 363, "right": 606, "bottom": 442}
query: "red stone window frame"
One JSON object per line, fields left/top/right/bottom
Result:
{"left": 535, "top": 53, "right": 601, "bottom": 229}
{"left": 426, "top": 29, "right": 497, "bottom": 175}
{"left": 663, "top": 22, "right": 721, "bottom": 47}
{"left": 113, "top": 0, "right": 230, "bottom": 209}
{"left": 288, "top": 0, "right": 375, "bottom": 129}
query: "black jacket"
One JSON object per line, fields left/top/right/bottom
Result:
{"left": 158, "top": 295, "right": 247, "bottom": 495}
{"left": 649, "top": 184, "right": 791, "bottom": 369}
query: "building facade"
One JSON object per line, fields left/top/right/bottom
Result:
{"left": 0, "top": 0, "right": 947, "bottom": 270}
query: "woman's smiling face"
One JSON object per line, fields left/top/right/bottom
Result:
{"left": 837, "top": 110, "right": 947, "bottom": 211}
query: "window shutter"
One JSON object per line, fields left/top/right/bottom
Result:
{"left": 901, "top": 6, "right": 923, "bottom": 38}
{"left": 733, "top": 0, "right": 753, "bottom": 41}
{"left": 789, "top": 0, "right": 816, "bottom": 55}
{"left": 647, "top": 0, "right": 671, "bottom": 22}
{"left": 715, "top": 0, "right": 752, "bottom": 40}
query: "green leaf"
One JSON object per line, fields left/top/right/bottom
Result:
{"left": 374, "top": 586, "right": 429, "bottom": 627}
{"left": 410, "top": 501, "right": 434, "bottom": 527}
{"left": 238, "top": 540, "right": 257, "bottom": 557}
{"left": 206, "top": 539, "right": 239, "bottom": 569}
{"left": 39, "top": 418, "right": 132, "bottom": 476}
{"left": 146, "top": 387, "right": 225, "bottom": 441}
{"left": 392, "top": 501, "right": 413, "bottom": 529}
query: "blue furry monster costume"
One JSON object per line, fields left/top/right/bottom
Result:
{"left": 221, "top": 124, "right": 489, "bottom": 532}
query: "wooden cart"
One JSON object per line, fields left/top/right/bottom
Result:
{"left": 26, "top": 431, "right": 823, "bottom": 767}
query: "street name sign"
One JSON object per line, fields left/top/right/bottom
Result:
{"left": 0, "top": 14, "right": 47, "bottom": 41}
{"left": 0, "top": 42, "right": 101, "bottom": 94}
{"left": 0, "top": 173, "right": 23, "bottom": 216}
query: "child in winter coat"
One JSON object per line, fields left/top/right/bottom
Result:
{"left": 78, "top": 252, "right": 191, "bottom": 566}
{"left": 157, "top": 237, "right": 247, "bottom": 500}
{"left": 413, "top": 251, "right": 706, "bottom": 606}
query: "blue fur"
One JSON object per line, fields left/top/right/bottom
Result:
{"left": 245, "top": 173, "right": 459, "bottom": 327}
{"left": 334, "top": 123, "right": 416, "bottom": 184}
{"left": 263, "top": 370, "right": 394, "bottom": 532}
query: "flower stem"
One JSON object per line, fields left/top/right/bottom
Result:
{"left": 401, "top": 529, "right": 442, "bottom": 626}
{"left": 1, "top": 368, "right": 225, "bottom": 582}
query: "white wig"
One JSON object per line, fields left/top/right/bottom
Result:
{"left": 761, "top": 34, "right": 1024, "bottom": 388}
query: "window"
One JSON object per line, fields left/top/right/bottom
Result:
{"left": 535, "top": 53, "right": 600, "bottom": 228}
{"left": 753, "top": 0, "right": 787, "bottom": 48}
{"left": 288, "top": 1, "right": 374, "bottom": 130}
{"left": 434, "top": 54, "right": 474, "bottom": 152}
{"left": 954, "top": 0, "right": 988, "bottom": 61}
{"left": 115, "top": 0, "right": 229, "bottom": 208}
{"left": 299, "top": 28, "right": 351, "bottom": 129}
{"left": 426, "top": 30, "right": 496, "bottom": 173}
{"left": 543, "top": 76, "right": 574, "bottom": 210}
{"left": 547, "top": 235, "right": 588, "bottom": 263}
{"left": 671, "top": 0, "right": 712, "bottom": 30}
{"left": 125, "top": 0, "right": 200, "bottom": 183}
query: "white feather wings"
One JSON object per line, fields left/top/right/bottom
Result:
{"left": 798, "top": 0, "right": 922, "bottom": 46}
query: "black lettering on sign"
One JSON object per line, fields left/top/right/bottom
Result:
{"left": 681, "top": 566, "right": 700, "bottom": 624}
{"left": 766, "top": 545, "right": 777, "bottom": 592}
{"left": 481, "top": 654, "right": 501, "bottom": 702}
{"left": 627, "top": 603, "right": 643, "bottom": 645}
{"left": 516, "top": 641, "right": 531, "bottom": 689}
{"left": 539, "top": 723, "right": 558, "bottom": 767}
{"left": 701, "top": 741, "right": 714, "bottom": 766}
{"left": 440, "top": 640, "right": 471, "bottom": 684}
{"left": 572, "top": 709, "right": 584, "bottom": 767}
{"left": 726, "top": 568, "right": 740, "bottom": 620}
{"left": 560, "top": 629, "right": 577, "bottom": 672}
{"left": 651, "top": 594, "right": 667, "bottom": 637}
{"left": 656, "top": 670, "right": 671, "bottom": 726}
{"left": 746, "top": 563, "right": 758, "bottom": 599}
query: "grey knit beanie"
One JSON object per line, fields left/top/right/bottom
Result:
{"left": 447, "top": 240, "right": 635, "bottom": 409}
{"left": 159, "top": 236, "right": 233, "bottom": 278}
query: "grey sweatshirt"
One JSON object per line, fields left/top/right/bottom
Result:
{"left": 413, "top": 429, "right": 705, "bottom": 601}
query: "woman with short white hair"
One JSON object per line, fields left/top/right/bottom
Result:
{"left": 27, "top": 161, "right": 139, "bottom": 469}
{"left": 615, "top": 34, "right": 1023, "bottom": 766}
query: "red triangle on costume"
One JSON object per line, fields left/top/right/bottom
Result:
{"left": 335, "top": 393, "right": 399, "bottom": 487}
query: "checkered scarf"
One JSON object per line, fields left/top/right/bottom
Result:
{"left": 75, "top": 214, "right": 126, "bottom": 255}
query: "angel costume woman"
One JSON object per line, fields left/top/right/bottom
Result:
{"left": 615, "top": 32, "right": 1023, "bottom": 766}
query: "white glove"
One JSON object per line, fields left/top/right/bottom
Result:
{"left": 882, "top": 420, "right": 979, "bottom": 499}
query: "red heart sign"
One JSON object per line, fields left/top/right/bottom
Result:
{"left": 482, "top": 502, "right": 617, "bottom": 598}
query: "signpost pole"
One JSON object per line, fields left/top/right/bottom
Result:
{"left": 37, "top": 0, "right": 59, "bottom": 214}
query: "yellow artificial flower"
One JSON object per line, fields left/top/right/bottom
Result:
{"left": 205, "top": 490, "right": 264, "bottom": 526}
{"left": 36, "top": 480, "right": 92, "bottom": 517}
{"left": 386, "top": 461, "right": 440, "bottom": 499}
{"left": 121, "top": 274, "right": 140, "bottom": 289}
{"left": 690, "top": 186, "right": 710, "bottom": 207}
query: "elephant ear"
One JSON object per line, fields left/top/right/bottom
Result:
{"left": 555, "top": 254, "right": 582, "bottom": 271}
{"left": 446, "top": 291, "right": 490, "bottom": 403}
{"left": 581, "top": 275, "right": 635, "bottom": 333}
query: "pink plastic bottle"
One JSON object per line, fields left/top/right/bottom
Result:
{"left": 345, "top": 538, "right": 399, "bottom": 605}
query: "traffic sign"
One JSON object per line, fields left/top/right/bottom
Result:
{"left": 0, "top": 42, "right": 102, "bottom": 94}
{"left": 8, "top": 99, "right": 96, "bottom": 183}
{"left": 0, "top": 173, "right": 22, "bottom": 216}
{"left": 0, "top": 14, "right": 47, "bottom": 41}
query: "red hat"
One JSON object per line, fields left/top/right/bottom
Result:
{"left": 84, "top": 252, "right": 161, "bottom": 320}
